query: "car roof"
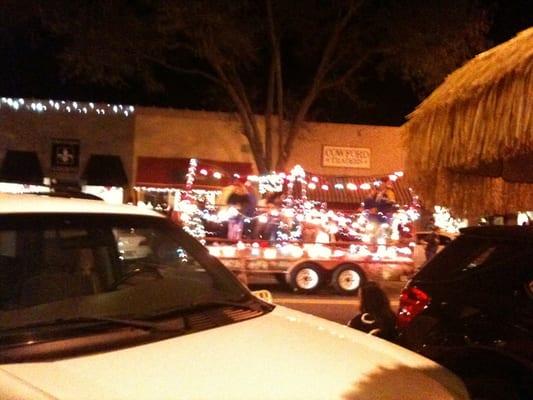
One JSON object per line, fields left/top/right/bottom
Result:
{"left": 460, "top": 225, "right": 533, "bottom": 240}
{"left": 0, "top": 193, "right": 164, "bottom": 218}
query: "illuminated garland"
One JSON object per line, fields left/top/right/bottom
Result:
{"left": 135, "top": 158, "right": 406, "bottom": 197}
{"left": 0, "top": 97, "right": 134, "bottom": 117}
{"left": 433, "top": 205, "right": 468, "bottom": 233}
{"left": 207, "top": 241, "right": 415, "bottom": 263}
{"left": 185, "top": 158, "right": 198, "bottom": 192}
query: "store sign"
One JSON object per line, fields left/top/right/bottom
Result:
{"left": 51, "top": 138, "right": 80, "bottom": 169}
{"left": 322, "top": 146, "right": 371, "bottom": 168}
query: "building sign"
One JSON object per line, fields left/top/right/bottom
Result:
{"left": 51, "top": 138, "right": 80, "bottom": 170}
{"left": 322, "top": 146, "right": 371, "bottom": 168}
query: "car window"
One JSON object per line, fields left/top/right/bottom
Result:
{"left": 0, "top": 214, "right": 247, "bottom": 334}
{"left": 416, "top": 235, "right": 532, "bottom": 281}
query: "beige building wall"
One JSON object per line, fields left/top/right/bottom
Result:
{"left": 289, "top": 122, "right": 404, "bottom": 176}
{"left": 134, "top": 107, "right": 404, "bottom": 178}
{"left": 134, "top": 107, "right": 255, "bottom": 168}
{"left": 1, "top": 104, "right": 404, "bottom": 187}
{"left": 0, "top": 107, "right": 134, "bottom": 184}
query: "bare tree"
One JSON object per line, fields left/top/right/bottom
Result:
{"left": 37, "top": 0, "right": 490, "bottom": 173}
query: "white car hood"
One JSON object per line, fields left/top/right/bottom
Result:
{"left": 0, "top": 306, "right": 468, "bottom": 400}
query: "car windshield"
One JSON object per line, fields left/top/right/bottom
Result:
{"left": 416, "top": 234, "right": 532, "bottom": 281}
{"left": 0, "top": 213, "right": 251, "bottom": 337}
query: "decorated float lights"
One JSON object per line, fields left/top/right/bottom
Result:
{"left": 433, "top": 205, "right": 468, "bottom": 233}
{"left": 179, "top": 159, "right": 405, "bottom": 195}
{"left": 206, "top": 241, "right": 413, "bottom": 261}
{"left": 180, "top": 161, "right": 417, "bottom": 262}
{"left": 0, "top": 97, "right": 134, "bottom": 117}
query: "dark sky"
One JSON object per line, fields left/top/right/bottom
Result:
{"left": 0, "top": 0, "right": 530, "bottom": 126}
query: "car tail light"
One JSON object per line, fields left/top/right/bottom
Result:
{"left": 397, "top": 286, "right": 430, "bottom": 329}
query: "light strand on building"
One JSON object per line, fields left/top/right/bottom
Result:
{"left": 0, "top": 97, "right": 134, "bottom": 117}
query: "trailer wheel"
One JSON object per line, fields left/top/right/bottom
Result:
{"left": 289, "top": 263, "right": 322, "bottom": 293}
{"left": 332, "top": 264, "right": 365, "bottom": 295}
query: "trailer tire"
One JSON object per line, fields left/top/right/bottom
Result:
{"left": 289, "top": 263, "right": 323, "bottom": 293}
{"left": 332, "top": 264, "right": 365, "bottom": 295}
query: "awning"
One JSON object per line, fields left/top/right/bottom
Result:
{"left": 306, "top": 174, "right": 413, "bottom": 210}
{"left": 82, "top": 155, "right": 128, "bottom": 186}
{"left": 0, "top": 150, "right": 44, "bottom": 184}
{"left": 135, "top": 157, "right": 253, "bottom": 188}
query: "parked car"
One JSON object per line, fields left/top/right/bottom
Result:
{"left": 397, "top": 225, "right": 533, "bottom": 399}
{"left": 0, "top": 194, "right": 469, "bottom": 399}
{"left": 415, "top": 230, "right": 455, "bottom": 247}
{"left": 32, "top": 190, "right": 104, "bottom": 201}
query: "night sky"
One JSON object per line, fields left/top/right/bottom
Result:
{"left": 0, "top": 0, "right": 530, "bottom": 126}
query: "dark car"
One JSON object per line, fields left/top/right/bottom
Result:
{"left": 416, "top": 230, "right": 455, "bottom": 246}
{"left": 397, "top": 226, "right": 533, "bottom": 400}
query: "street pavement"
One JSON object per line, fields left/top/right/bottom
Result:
{"left": 249, "top": 279, "right": 406, "bottom": 325}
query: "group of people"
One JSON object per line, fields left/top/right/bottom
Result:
{"left": 218, "top": 177, "right": 286, "bottom": 241}
{"left": 362, "top": 179, "right": 397, "bottom": 222}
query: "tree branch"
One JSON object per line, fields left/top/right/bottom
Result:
{"left": 265, "top": 55, "right": 275, "bottom": 171}
{"left": 277, "top": 0, "right": 364, "bottom": 169}
{"left": 320, "top": 58, "right": 365, "bottom": 91}
{"left": 141, "top": 53, "right": 222, "bottom": 85}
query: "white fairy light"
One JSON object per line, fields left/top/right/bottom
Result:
{"left": 263, "top": 248, "right": 277, "bottom": 259}
{"left": 0, "top": 97, "right": 134, "bottom": 117}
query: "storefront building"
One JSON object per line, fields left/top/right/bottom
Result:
{"left": 0, "top": 98, "right": 134, "bottom": 203}
{"left": 133, "top": 107, "right": 408, "bottom": 209}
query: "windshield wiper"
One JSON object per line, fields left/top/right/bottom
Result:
{"left": 152, "top": 297, "right": 270, "bottom": 318}
{"left": 1, "top": 316, "right": 185, "bottom": 335}
{"left": 61, "top": 316, "right": 185, "bottom": 332}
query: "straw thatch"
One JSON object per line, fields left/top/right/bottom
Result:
{"left": 403, "top": 27, "right": 533, "bottom": 218}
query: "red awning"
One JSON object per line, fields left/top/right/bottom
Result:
{"left": 136, "top": 157, "right": 253, "bottom": 188}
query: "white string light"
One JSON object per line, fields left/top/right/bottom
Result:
{"left": 0, "top": 97, "right": 134, "bottom": 117}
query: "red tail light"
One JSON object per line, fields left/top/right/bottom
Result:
{"left": 397, "top": 286, "right": 430, "bottom": 329}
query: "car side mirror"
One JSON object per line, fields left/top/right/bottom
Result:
{"left": 252, "top": 289, "right": 273, "bottom": 304}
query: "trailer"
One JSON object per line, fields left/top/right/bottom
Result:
{"left": 206, "top": 240, "right": 415, "bottom": 295}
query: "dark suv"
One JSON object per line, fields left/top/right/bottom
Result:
{"left": 397, "top": 226, "right": 533, "bottom": 399}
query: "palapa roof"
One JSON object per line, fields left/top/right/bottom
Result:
{"left": 403, "top": 27, "right": 533, "bottom": 217}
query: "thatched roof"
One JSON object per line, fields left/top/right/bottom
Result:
{"left": 403, "top": 27, "right": 533, "bottom": 218}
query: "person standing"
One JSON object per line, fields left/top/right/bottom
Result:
{"left": 347, "top": 281, "right": 397, "bottom": 341}
{"left": 219, "top": 177, "right": 250, "bottom": 241}
{"left": 424, "top": 225, "right": 440, "bottom": 261}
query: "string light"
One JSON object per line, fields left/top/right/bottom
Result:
{"left": 185, "top": 158, "right": 198, "bottom": 192}
{"left": 0, "top": 97, "right": 134, "bottom": 117}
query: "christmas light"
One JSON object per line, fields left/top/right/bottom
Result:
{"left": 185, "top": 158, "right": 198, "bottom": 192}
{"left": 0, "top": 97, "right": 134, "bottom": 117}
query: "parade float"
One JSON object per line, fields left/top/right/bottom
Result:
{"left": 137, "top": 159, "right": 421, "bottom": 295}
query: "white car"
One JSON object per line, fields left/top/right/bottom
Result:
{"left": 0, "top": 194, "right": 469, "bottom": 399}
